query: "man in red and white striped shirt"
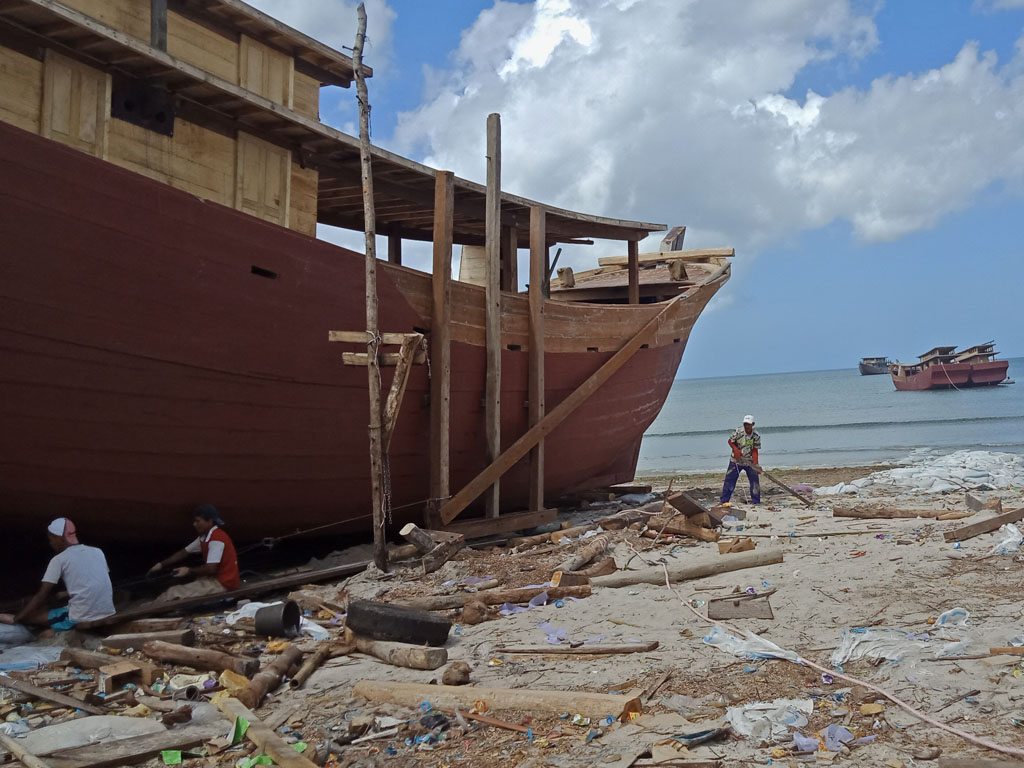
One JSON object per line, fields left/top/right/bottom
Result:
{"left": 149, "top": 505, "right": 241, "bottom": 600}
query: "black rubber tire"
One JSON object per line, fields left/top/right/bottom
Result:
{"left": 346, "top": 600, "right": 452, "bottom": 647}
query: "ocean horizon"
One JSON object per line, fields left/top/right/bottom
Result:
{"left": 638, "top": 357, "right": 1023, "bottom": 474}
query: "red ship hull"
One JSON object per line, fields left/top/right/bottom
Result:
{"left": 891, "top": 362, "right": 1008, "bottom": 391}
{"left": 0, "top": 122, "right": 724, "bottom": 547}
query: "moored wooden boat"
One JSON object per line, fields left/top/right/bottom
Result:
{"left": 858, "top": 357, "right": 890, "bottom": 375}
{"left": 890, "top": 343, "right": 1009, "bottom": 391}
{"left": 0, "top": 0, "right": 731, "bottom": 547}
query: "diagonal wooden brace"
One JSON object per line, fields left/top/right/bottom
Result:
{"left": 439, "top": 298, "right": 682, "bottom": 524}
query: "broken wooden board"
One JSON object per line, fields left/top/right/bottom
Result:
{"left": 648, "top": 516, "right": 719, "bottom": 542}
{"left": 718, "top": 537, "right": 756, "bottom": 555}
{"left": 0, "top": 675, "right": 105, "bottom": 716}
{"left": 98, "top": 661, "right": 144, "bottom": 694}
{"left": 102, "top": 629, "right": 195, "bottom": 649}
{"left": 706, "top": 590, "right": 775, "bottom": 620}
{"left": 833, "top": 507, "right": 944, "bottom": 519}
{"left": 943, "top": 507, "right": 1024, "bottom": 543}
{"left": 666, "top": 491, "right": 712, "bottom": 519}
{"left": 39, "top": 726, "right": 222, "bottom": 768}
{"left": 213, "top": 695, "right": 318, "bottom": 768}
{"left": 438, "top": 508, "right": 556, "bottom": 539}
{"left": 352, "top": 680, "right": 642, "bottom": 722}
{"left": 60, "top": 648, "right": 163, "bottom": 686}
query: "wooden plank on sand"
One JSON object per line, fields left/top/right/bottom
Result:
{"left": 943, "top": 507, "right": 1024, "bottom": 543}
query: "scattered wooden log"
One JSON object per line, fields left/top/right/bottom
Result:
{"left": 403, "top": 585, "right": 591, "bottom": 611}
{"left": 37, "top": 727, "right": 222, "bottom": 768}
{"left": 598, "top": 508, "right": 656, "bottom": 530}
{"left": 944, "top": 507, "right": 1024, "bottom": 543}
{"left": 102, "top": 629, "right": 195, "bottom": 650}
{"left": 555, "top": 533, "right": 610, "bottom": 572}
{"left": 833, "top": 508, "right": 943, "bottom": 519}
{"left": 351, "top": 680, "right": 642, "bottom": 721}
{"left": 937, "top": 512, "right": 975, "bottom": 521}
{"left": 290, "top": 644, "right": 336, "bottom": 689}
{"left": 141, "top": 641, "right": 258, "bottom": 678}
{"left": 106, "top": 618, "right": 183, "bottom": 634}
{"left": 592, "top": 549, "right": 784, "bottom": 588}
{"left": 351, "top": 634, "right": 448, "bottom": 670}
{"left": 988, "top": 647, "right": 1024, "bottom": 656}
{"left": 399, "top": 523, "right": 437, "bottom": 554}
{"left": 60, "top": 648, "right": 163, "bottom": 686}
{"left": 551, "top": 523, "right": 601, "bottom": 543}
{"left": 0, "top": 675, "right": 104, "bottom": 716}
{"left": 421, "top": 531, "right": 465, "bottom": 575}
{"left": 647, "top": 517, "right": 720, "bottom": 542}
{"left": 346, "top": 600, "right": 452, "bottom": 646}
{"left": 445, "top": 708, "right": 529, "bottom": 733}
{"left": 0, "top": 731, "right": 52, "bottom": 768}
{"left": 666, "top": 491, "right": 711, "bottom": 519}
{"left": 494, "top": 641, "right": 658, "bottom": 655}
{"left": 213, "top": 695, "right": 319, "bottom": 768}
{"left": 552, "top": 557, "right": 616, "bottom": 586}
{"left": 235, "top": 645, "right": 303, "bottom": 708}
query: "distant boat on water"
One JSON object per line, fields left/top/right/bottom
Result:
{"left": 858, "top": 357, "right": 890, "bottom": 375}
{"left": 890, "top": 342, "right": 1009, "bottom": 391}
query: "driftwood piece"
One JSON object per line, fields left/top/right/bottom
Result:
{"left": 403, "top": 585, "right": 590, "bottom": 611}
{"left": 592, "top": 549, "right": 784, "bottom": 588}
{"left": 598, "top": 508, "right": 656, "bottom": 530}
{"left": 352, "top": 680, "right": 642, "bottom": 721}
{"left": 102, "top": 629, "right": 195, "bottom": 649}
{"left": 351, "top": 633, "right": 448, "bottom": 670}
{"left": 494, "top": 641, "right": 658, "bottom": 655}
{"left": 0, "top": 675, "right": 104, "bottom": 716}
{"left": 142, "top": 641, "right": 258, "bottom": 678}
{"left": 552, "top": 557, "right": 616, "bottom": 586}
{"left": 944, "top": 507, "right": 1024, "bottom": 542}
{"left": 555, "top": 533, "right": 610, "bottom": 572}
{"left": 60, "top": 648, "right": 163, "bottom": 686}
{"left": 399, "top": 523, "right": 436, "bottom": 554}
{"left": 833, "top": 508, "right": 944, "bottom": 519}
{"left": 235, "top": 645, "right": 303, "bottom": 708}
{"left": 213, "top": 695, "right": 318, "bottom": 768}
{"left": 0, "top": 731, "right": 52, "bottom": 768}
{"left": 550, "top": 523, "right": 601, "bottom": 543}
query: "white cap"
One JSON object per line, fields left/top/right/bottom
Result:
{"left": 743, "top": 415, "right": 755, "bottom": 424}
{"left": 47, "top": 518, "right": 67, "bottom": 537}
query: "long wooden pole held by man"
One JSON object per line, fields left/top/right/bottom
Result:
{"left": 353, "top": 3, "right": 387, "bottom": 571}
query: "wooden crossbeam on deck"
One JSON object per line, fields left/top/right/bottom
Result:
{"left": 439, "top": 297, "right": 682, "bottom": 524}
{"left": 598, "top": 247, "right": 735, "bottom": 267}
{"left": 340, "top": 350, "right": 425, "bottom": 366}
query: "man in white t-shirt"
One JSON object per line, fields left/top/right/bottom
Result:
{"left": 0, "top": 518, "right": 115, "bottom": 632}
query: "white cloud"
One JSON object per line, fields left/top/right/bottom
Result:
{"left": 391, "top": 0, "right": 1024, "bottom": 273}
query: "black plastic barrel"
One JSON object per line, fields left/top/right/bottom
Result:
{"left": 253, "top": 600, "right": 301, "bottom": 637}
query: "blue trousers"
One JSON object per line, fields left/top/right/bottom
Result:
{"left": 721, "top": 461, "right": 760, "bottom": 504}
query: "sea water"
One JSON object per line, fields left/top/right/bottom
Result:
{"left": 638, "top": 357, "right": 1024, "bottom": 474}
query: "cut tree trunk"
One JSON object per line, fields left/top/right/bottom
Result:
{"left": 591, "top": 549, "right": 784, "bottom": 588}
{"left": 141, "top": 641, "right": 258, "bottom": 677}
{"left": 403, "top": 585, "right": 590, "bottom": 611}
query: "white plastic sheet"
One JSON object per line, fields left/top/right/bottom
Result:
{"left": 726, "top": 698, "right": 813, "bottom": 743}
{"left": 703, "top": 626, "right": 801, "bottom": 662}
{"left": 988, "top": 524, "right": 1023, "bottom": 555}
{"left": 815, "top": 450, "right": 1024, "bottom": 495}
{"left": 224, "top": 601, "right": 329, "bottom": 640}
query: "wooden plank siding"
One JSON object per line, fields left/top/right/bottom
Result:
{"left": 167, "top": 10, "right": 238, "bottom": 84}
{"left": 41, "top": 51, "right": 110, "bottom": 159}
{"left": 292, "top": 71, "right": 319, "bottom": 120}
{"left": 59, "top": 0, "right": 150, "bottom": 41}
{"left": 0, "top": 46, "right": 42, "bottom": 133}
{"left": 239, "top": 35, "right": 292, "bottom": 108}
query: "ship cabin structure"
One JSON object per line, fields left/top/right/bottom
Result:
{"left": 954, "top": 342, "right": 999, "bottom": 365}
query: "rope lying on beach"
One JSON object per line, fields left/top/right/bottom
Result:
{"left": 661, "top": 563, "right": 1024, "bottom": 759}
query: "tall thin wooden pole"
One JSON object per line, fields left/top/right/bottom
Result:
{"left": 353, "top": 3, "right": 387, "bottom": 571}
{"left": 429, "top": 171, "right": 454, "bottom": 526}
{"left": 528, "top": 207, "right": 546, "bottom": 512}
{"left": 484, "top": 113, "right": 502, "bottom": 517}
{"left": 627, "top": 239, "right": 639, "bottom": 304}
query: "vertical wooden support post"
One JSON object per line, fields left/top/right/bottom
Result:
{"left": 500, "top": 225, "right": 518, "bottom": 291}
{"left": 353, "top": 4, "right": 387, "bottom": 572}
{"left": 388, "top": 233, "right": 402, "bottom": 265}
{"left": 543, "top": 245, "right": 551, "bottom": 298}
{"left": 528, "top": 207, "right": 546, "bottom": 512}
{"left": 151, "top": 0, "right": 168, "bottom": 50}
{"left": 484, "top": 113, "right": 502, "bottom": 518}
{"left": 627, "top": 239, "right": 640, "bottom": 304}
{"left": 429, "top": 171, "right": 454, "bottom": 526}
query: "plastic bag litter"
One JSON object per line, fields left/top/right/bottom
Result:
{"left": 726, "top": 698, "right": 813, "bottom": 743}
{"left": 224, "top": 602, "right": 329, "bottom": 640}
{"left": 988, "top": 524, "right": 1023, "bottom": 555}
{"left": 536, "top": 621, "right": 568, "bottom": 644}
{"left": 822, "top": 724, "right": 855, "bottom": 751}
{"left": 792, "top": 732, "right": 818, "bottom": 752}
{"left": 703, "top": 625, "right": 801, "bottom": 662}
{"left": 830, "top": 628, "right": 933, "bottom": 666}
{"left": 0, "top": 624, "right": 34, "bottom": 650}
{"left": 0, "top": 644, "right": 61, "bottom": 670}
{"left": 935, "top": 607, "right": 970, "bottom": 627}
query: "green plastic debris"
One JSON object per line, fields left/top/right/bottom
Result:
{"left": 231, "top": 716, "right": 250, "bottom": 745}
{"left": 160, "top": 751, "right": 182, "bottom": 765}
{"left": 235, "top": 755, "right": 273, "bottom": 768}
{"left": 292, "top": 742, "right": 308, "bottom": 753}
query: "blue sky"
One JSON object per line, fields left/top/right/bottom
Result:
{"left": 255, "top": 0, "right": 1024, "bottom": 378}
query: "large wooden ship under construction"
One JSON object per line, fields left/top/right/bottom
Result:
{"left": 0, "top": 0, "right": 732, "bottom": 547}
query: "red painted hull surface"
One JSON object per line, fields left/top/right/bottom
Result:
{"left": 0, "top": 122, "right": 724, "bottom": 546}
{"left": 892, "top": 362, "right": 1008, "bottom": 391}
